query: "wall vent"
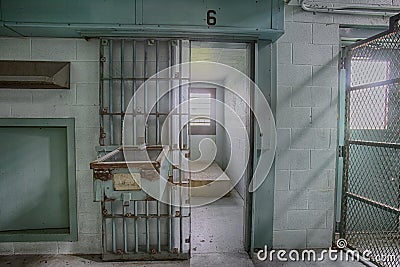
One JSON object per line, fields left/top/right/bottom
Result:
{"left": 0, "top": 61, "right": 70, "bottom": 89}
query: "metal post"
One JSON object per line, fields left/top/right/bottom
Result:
{"left": 336, "top": 68, "right": 346, "bottom": 227}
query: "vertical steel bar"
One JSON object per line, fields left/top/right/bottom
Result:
{"left": 109, "top": 40, "right": 114, "bottom": 145}
{"left": 178, "top": 41, "right": 183, "bottom": 150}
{"left": 99, "top": 40, "right": 105, "bottom": 146}
{"left": 168, "top": 41, "right": 173, "bottom": 149}
{"left": 187, "top": 40, "right": 192, "bottom": 255}
{"left": 134, "top": 200, "right": 138, "bottom": 253}
{"left": 168, "top": 41, "right": 173, "bottom": 253}
{"left": 99, "top": 39, "right": 104, "bottom": 146}
{"left": 186, "top": 41, "right": 191, "bottom": 149}
{"left": 121, "top": 39, "right": 125, "bottom": 144}
{"left": 157, "top": 201, "right": 161, "bottom": 252}
{"left": 133, "top": 40, "right": 137, "bottom": 145}
{"left": 102, "top": 201, "right": 107, "bottom": 255}
{"left": 123, "top": 202, "right": 128, "bottom": 253}
{"left": 178, "top": 40, "right": 183, "bottom": 253}
{"left": 144, "top": 42, "right": 148, "bottom": 144}
{"left": 111, "top": 201, "right": 116, "bottom": 253}
{"left": 156, "top": 40, "right": 160, "bottom": 144}
{"left": 169, "top": 185, "right": 173, "bottom": 252}
{"left": 145, "top": 200, "right": 150, "bottom": 253}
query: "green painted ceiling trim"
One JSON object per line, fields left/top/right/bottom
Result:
{"left": 0, "top": 0, "right": 284, "bottom": 41}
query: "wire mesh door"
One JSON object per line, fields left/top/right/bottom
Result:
{"left": 341, "top": 15, "right": 400, "bottom": 267}
{"left": 97, "top": 38, "right": 191, "bottom": 260}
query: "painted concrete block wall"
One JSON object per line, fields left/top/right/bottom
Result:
{"left": 0, "top": 37, "right": 101, "bottom": 254}
{"left": 223, "top": 77, "right": 250, "bottom": 199}
{"left": 273, "top": 4, "right": 390, "bottom": 249}
{"left": 215, "top": 86, "right": 226, "bottom": 167}
{"left": 190, "top": 135, "right": 217, "bottom": 161}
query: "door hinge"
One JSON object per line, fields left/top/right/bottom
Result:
{"left": 340, "top": 56, "right": 346, "bottom": 69}
{"left": 338, "top": 145, "right": 345, "bottom": 158}
{"left": 339, "top": 47, "right": 347, "bottom": 69}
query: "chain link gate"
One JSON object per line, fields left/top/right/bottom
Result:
{"left": 340, "top": 15, "right": 400, "bottom": 267}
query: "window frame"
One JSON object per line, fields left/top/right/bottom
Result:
{"left": 189, "top": 87, "right": 216, "bottom": 135}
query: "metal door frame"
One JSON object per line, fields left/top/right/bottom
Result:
{"left": 188, "top": 38, "right": 258, "bottom": 254}
{"left": 251, "top": 40, "right": 276, "bottom": 253}
{"left": 96, "top": 37, "right": 264, "bottom": 259}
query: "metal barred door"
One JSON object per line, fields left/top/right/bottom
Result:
{"left": 340, "top": 15, "right": 400, "bottom": 267}
{"left": 94, "top": 39, "right": 191, "bottom": 260}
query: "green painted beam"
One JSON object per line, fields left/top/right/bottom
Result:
{"left": 0, "top": 0, "right": 284, "bottom": 41}
{"left": 252, "top": 40, "right": 277, "bottom": 251}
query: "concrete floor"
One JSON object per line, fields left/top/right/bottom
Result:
{"left": 252, "top": 251, "right": 372, "bottom": 267}
{"left": 0, "top": 191, "right": 364, "bottom": 267}
{"left": 0, "top": 191, "right": 249, "bottom": 267}
{"left": 190, "top": 189, "right": 253, "bottom": 267}
{"left": 0, "top": 190, "right": 368, "bottom": 267}
{"left": 0, "top": 252, "right": 371, "bottom": 267}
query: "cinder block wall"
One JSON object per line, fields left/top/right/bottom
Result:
{"left": 0, "top": 38, "right": 101, "bottom": 254}
{"left": 272, "top": 2, "right": 393, "bottom": 249}
{"left": 223, "top": 77, "right": 250, "bottom": 199}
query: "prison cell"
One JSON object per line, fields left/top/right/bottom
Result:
{"left": 341, "top": 15, "right": 400, "bottom": 267}
{"left": 92, "top": 39, "right": 192, "bottom": 260}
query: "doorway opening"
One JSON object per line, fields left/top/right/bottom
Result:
{"left": 95, "top": 38, "right": 254, "bottom": 261}
{"left": 188, "top": 41, "right": 253, "bottom": 259}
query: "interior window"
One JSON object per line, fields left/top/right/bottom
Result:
{"left": 189, "top": 88, "right": 216, "bottom": 135}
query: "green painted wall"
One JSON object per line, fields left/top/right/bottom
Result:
{"left": 0, "top": 118, "right": 77, "bottom": 242}
{"left": 0, "top": 126, "right": 69, "bottom": 232}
